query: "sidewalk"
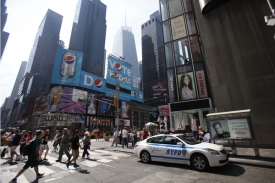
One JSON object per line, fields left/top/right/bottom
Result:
{"left": 88, "top": 138, "right": 275, "bottom": 168}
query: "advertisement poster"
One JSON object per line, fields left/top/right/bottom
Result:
{"left": 171, "top": 15, "right": 187, "bottom": 40}
{"left": 158, "top": 105, "right": 169, "bottom": 116}
{"left": 105, "top": 87, "right": 131, "bottom": 101}
{"left": 227, "top": 119, "right": 252, "bottom": 139}
{"left": 177, "top": 72, "right": 197, "bottom": 101}
{"left": 131, "top": 88, "right": 144, "bottom": 103}
{"left": 209, "top": 120, "right": 231, "bottom": 140}
{"left": 49, "top": 86, "right": 86, "bottom": 122}
{"left": 196, "top": 70, "right": 208, "bottom": 98}
{"left": 121, "top": 100, "right": 131, "bottom": 118}
{"left": 152, "top": 82, "right": 168, "bottom": 98}
{"left": 33, "top": 95, "right": 49, "bottom": 115}
{"left": 51, "top": 48, "right": 83, "bottom": 86}
{"left": 98, "top": 96, "right": 115, "bottom": 116}
{"left": 106, "top": 55, "right": 132, "bottom": 90}
{"left": 87, "top": 94, "right": 97, "bottom": 115}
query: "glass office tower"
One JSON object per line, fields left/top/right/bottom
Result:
{"left": 69, "top": 0, "right": 107, "bottom": 77}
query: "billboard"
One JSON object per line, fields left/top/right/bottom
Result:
{"left": 158, "top": 105, "right": 169, "bottom": 116}
{"left": 51, "top": 48, "right": 83, "bottom": 86}
{"left": 131, "top": 88, "right": 143, "bottom": 103}
{"left": 98, "top": 96, "right": 116, "bottom": 116}
{"left": 49, "top": 86, "right": 87, "bottom": 122}
{"left": 196, "top": 71, "right": 208, "bottom": 98}
{"left": 80, "top": 71, "right": 106, "bottom": 93}
{"left": 33, "top": 94, "right": 49, "bottom": 115}
{"left": 207, "top": 110, "right": 254, "bottom": 140}
{"left": 121, "top": 100, "right": 131, "bottom": 118}
{"left": 105, "top": 87, "right": 131, "bottom": 101}
{"left": 107, "top": 55, "right": 132, "bottom": 90}
{"left": 177, "top": 72, "right": 197, "bottom": 101}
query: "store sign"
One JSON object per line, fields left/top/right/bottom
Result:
{"left": 196, "top": 71, "right": 208, "bottom": 98}
{"left": 40, "top": 114, "right": 70, "bottom": 122}
{"left": 171, "top": 16, "right": 187, "bottom": 40}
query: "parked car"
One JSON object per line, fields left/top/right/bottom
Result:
{"left": 133, "top": 134, "right": 229, "bottom": 171}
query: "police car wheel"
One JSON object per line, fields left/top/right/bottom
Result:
{"left": 191, "top": 154, "right": 209, "bottom": 171}
{"left": 140, "top": 151, "right": 151, "bottom": 163}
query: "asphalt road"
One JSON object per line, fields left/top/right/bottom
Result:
{"left": 1, "top": 147, "right": 275, "bottom": 183}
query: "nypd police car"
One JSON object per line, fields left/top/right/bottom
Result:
{"left": 133, "top": 134, "right": 229, "bottom": 171}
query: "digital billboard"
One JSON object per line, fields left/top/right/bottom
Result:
{"left": 105, "top": 87, "right": 131, "bottom": 101}
{"left": 79, "top": 71, "right": 106, "bottom": 93}
{"left": 106, "top": 55, "right": 132, "bottom": 90}
{"left": 33, "top": 94, "right": 49, "bottom": 115}
{"left": 51, "top": 48, "right": 83, "bottom": 86}
{"left": 121, "top": 100, "right": 131, "bottom": 118}
{"left": 131, "top": 88, "right": 143, "bottom": 103}
{"left": 98, "top": 96, "right": 116, "bottom": 116}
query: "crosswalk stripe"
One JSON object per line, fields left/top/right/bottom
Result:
{"left": 31, "top": 164, "right": 55, "bottom": 176}
{"left": 10, "top": 171, "right": 29, "bottom": 183}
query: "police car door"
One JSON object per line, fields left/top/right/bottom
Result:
{"left": 163, "top": 136, "right": 188, "bottom": 164}
{"left": 146, "top": 136, "right": 165, "bottom": 161}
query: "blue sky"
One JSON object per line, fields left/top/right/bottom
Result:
{"left": 0, "top": 0, "right": 159, "bottom": 105}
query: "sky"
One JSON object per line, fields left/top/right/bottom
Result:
{"left": 0, "top": 0, "right": 160, "bottom": 105}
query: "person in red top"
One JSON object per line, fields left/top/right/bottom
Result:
{"left": 96, "top": 129, "right": 101, "bottom": 141}
{"left": 141, "top": 128, "right": 148, "bottom": 140}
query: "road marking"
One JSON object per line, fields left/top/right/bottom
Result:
{"left": 45, "top": 176, "right": 63, "bottom": 182}
{"left": 31, "top": 165, "right": 55, "bottom": 176}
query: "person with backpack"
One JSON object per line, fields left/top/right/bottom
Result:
{"left": 10, "top": 130, "right": 44, "bottom": 182}
{"left": 81, "top": 132, "right": 90, "bottom": 158}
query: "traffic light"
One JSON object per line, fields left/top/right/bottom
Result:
{"left": 61, "top": 110, "right": 65, "bottom": 116}
{"left": 113, "top": 96, "right": 117, "bottom": 105}
{"left": 53, "top": 96, "right": 58, "bottom": 105}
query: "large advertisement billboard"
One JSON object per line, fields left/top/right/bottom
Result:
{"left": 98, "top": 96, "right": 115, "bottom": 116}
{"left": 106, "top": 55, "right": 132, "bottom": 90}
{"left": 131, "top": 88, "right": 143, "bottom": 103}
{"left": 33, "top": 94, "right": 49, "bottom": 115}
{"left": 80, "top": 71, "right": 106, "bottom": 93}
{"left": 51, "top": 48, "right": 83, "bottom": 86}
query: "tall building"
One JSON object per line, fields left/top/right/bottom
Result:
{"left": 141, "top": 11, "right": 167, "bottom": 106}
{"left": 159, "top": 0, "right": 275, "bottom": 148}
{"left": 69, "top": 0, "right": 107, "bottom": 77}
{"left": 25, "top": 9, "right": 63, "bottom": 78}
{"left": 1, "top": 0, "right": 10, "bottom": 59}
{"left": 112, "top": 26, "right": 141, "bottom": 89}
{"left": 7, "top": 61, "right": 27, "bottom": 110}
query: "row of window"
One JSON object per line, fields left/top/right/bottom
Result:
{"left": 160, "top": 0, "right": 192, "bottom": 21}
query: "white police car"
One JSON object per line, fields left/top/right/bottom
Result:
{"left": 133, "top": 134, "right": 228, "bottom": 171}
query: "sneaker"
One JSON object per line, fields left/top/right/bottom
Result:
{"left": 36, "top": 173, "right": 44, "bottom": 179}
{"left": 66, "top": 162, "right": 70, "bottom": 168}
{"left": 73, "top": 164, "right": 79, "bottom": 167}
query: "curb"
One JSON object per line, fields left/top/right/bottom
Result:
{"left": 229, "top": 157, "right": 275, "bottom": 168}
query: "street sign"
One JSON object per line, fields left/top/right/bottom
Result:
{"left": 78, "top": 99, "right": 91, "bottom": 104}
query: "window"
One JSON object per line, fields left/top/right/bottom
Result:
{"left": 182, "top": 0, "right": 192, "bottom": 12}
{"left": 164, "top": 136, "right": 180, "bottom": 145}
{"left": 168, "top": 0, "right": 183, "bottom": 18}
{"left": 152, "top": 18, "right": 154, "bottom": 22}
{"left": 147, "top": 136, "right": 164, "bottom": 144}
{"left": 160, "top": 0, "right": 169, "bottom": 21}
{"left": 174, "top": 38, "right": 191, "bottom": 66}
{"left": 190, "top": 35, "right": 202, "bottom": 62}
{"left": 149, "top": 21, "right": 151, "bottom": 24}
{"left": 186, "top": 12, "right": 196, "bottom": 35}
{"left": 142, "top": 25, "right": 144, "bottom": 29}
{"left": 170, "top": 16, "right": 187, "bottom": 40}
{"left": 162, "top": 20, "right": 171, "bottom": 43}
{"left": 145, "top": 23, "right": 147, "bottom": 26}
{"left": 165, "top": 43, "right": 173, "bottom": 68}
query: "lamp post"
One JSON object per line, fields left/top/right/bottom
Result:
{"left": 116, "top": 81, "right": 120, "bottom": 135}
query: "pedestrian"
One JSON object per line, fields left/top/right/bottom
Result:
{"left": 56, "top": 128, "right": 71, "bottom": 163}
{"left": 122, "top": 127, "right": 128, "bottom": 148}
{"left": 81, "top": 132, "right": 90, "bottom": 158}
{"left": 19, "top": 130, "right": 27, "bottom": 161}
{"left": 133, "top": 129, "right": 137, "bottom": 146}
{"left": 136, "top": 129, "right": 141, "bottom": 142}
{"left": 85, "top": 128, "right": 90, "bottom": 136}
{"left": 96, "top": 128, "right": 100, "bottom": 141}
{"left": 9, "top": 129, "right": 21, "bottom": 162}
{"left": 52, "top": 130, "right": 61, "bottom": 153}
{"left": 67, "top": 130, "right": 80, "bottom": 168}
{"left": 26, "top": 131, "right": 33, "bottom": 143}
{"left": 10, "top": 130, "right": 44, "bottom": 182}
{"left": 1, "top": 129, "right": 7, "bottom": 158}
{"left": 111, "top": 129, "right": 118, "bottom": 147}
{"left": 118, "top": 128, "right": 122, "bottom": 144}
{"left": 141, "top": 128, "right": 148, "bottom": 141}
{"left": 39, "top": 129, "right": 50, "bottom": 162}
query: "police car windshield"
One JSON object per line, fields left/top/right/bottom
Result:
{"left": 177, "top": 135, "right": 201, "bottom": 145}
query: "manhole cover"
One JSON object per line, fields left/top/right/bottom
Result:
{"left": 100, "top": 154, "right": 112, "bottom": 156}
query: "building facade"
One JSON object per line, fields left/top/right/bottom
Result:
{"left": 141, "top": 11, "right": 167, "bottom": 107}
{"left": 25, "top": 9, "right": 63, "bottom": 78}
{"left": 1, "top": 0, "right": 9, "bottom": 59}
{"left": 112, "top": 26, "right": 141, "bottom": 89}
{"left": 159, "top": 0, "right": 275, "bottom": 148}
{"left": 7, "top": 61, "right": 27, "bottom": 110}
{"left": 69, "top": 0, "right": 107, "bottom": 77}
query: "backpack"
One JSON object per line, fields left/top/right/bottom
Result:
{"left": 23, "top": 140, "right": 35, "bottom": 156}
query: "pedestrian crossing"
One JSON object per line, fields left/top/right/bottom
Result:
{"left": 0, "top": 149, "right": 130, "bottom": 182}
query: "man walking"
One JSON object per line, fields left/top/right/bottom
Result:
{"left": 67, "top": 130, "right": 80, "bottom": 168}
{"left": 122, "top": 127, "right": 128, "bottom": 148}
{"left": 56, "top": 128, "right": 71, "bottom": 162}
{"left": 9, "top": 129, "right": 21, "bottom": 162}
{"left": 111, "top": 129, "right": 118, "bottom": 147}
{"left": 10, "top": 130, "right": 44, "bottom": 182}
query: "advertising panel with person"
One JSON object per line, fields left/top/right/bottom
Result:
{"left": 98, "top": 96, "right": 115, "bottom": 116}
{"left": 178, "top": 72, "right": 197, "bottom": 101}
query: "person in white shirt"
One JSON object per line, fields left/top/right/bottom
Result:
{"left": 111, "top": 129, "right": 118, "bottom": 147}
{"left": 136, "top": 130, "right": 141, "bottom": 142}
{"left": 85, "top": 128, "right": 90, "bottom": 137}
{"left": 203, "top": 132, "right": 210, "bottom": 143}
{"left": 122, "top": 127, "right": 128, "bottom": 148}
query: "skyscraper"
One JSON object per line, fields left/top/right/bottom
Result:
{"left": 1, "top": 0, "right": 10, "bottom": 59}
{"left": 69, "top": 0, "right": 107, "bottom": 77}
{"left": 141, "top": 11, "right": 167, "bottom": 104}
{"left": 25, "top": 9, "right": 63, "bottom": 78}
{"left": 112, "top": 26, "right": 141, "bottom": 89}
{"left": 7, "top": 61, "right": 27, "bottom": 110}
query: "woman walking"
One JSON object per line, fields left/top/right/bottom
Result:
{"left": 39, "top": 130, "right": 50, "bottom": 161}
{"left": 81, "top": 132, "right": 90, "bottom": 158}
{"left": 18, "top": 130, "right": 27, "bottom": 161}
{"left": 52, "top": 130, "right": 61, "bottom": 153}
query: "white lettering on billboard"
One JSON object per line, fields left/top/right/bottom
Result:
{"left": 84, "top": 74, "right": 93, "bottom": 86}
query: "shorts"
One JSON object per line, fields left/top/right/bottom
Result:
{"left": 40, "top": 144, "right": 49, "bottom": 150}
{"left": 72, "top": 149, "right": 79, "bottom": 158}
{"left": 23, "top": 156, "right": 39, "bottom": 169}
{"left": 10, "top": 145, "right": 19, "bottom": 152}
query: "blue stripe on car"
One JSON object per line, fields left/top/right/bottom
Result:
{"left": 148, "top": 144, "right": 197, "bottom": 149}
{"left": 151, "top": 155, "right": 189, "bottom": 161}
